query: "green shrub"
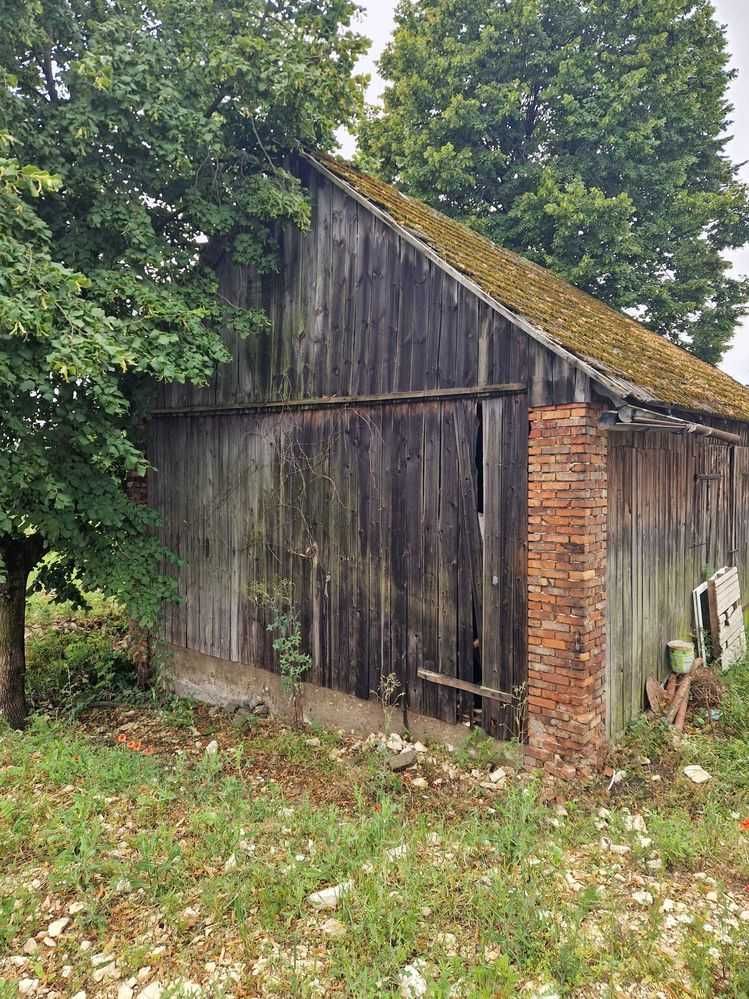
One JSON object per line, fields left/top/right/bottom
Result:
{"left": 26, "top": 604, "right": 138, "bottom": 715}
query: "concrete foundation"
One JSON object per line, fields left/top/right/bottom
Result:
{"left": 168, "top": 644, "right": 489, "bottom": 749}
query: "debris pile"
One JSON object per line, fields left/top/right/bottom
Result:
{"left": 645, "top": 652, "right": 725, "bottom": 732}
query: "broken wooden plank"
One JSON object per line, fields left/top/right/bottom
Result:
{"left": 417, "top": 667, "right": 513, "bottom": 705}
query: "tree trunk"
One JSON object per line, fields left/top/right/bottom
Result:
{"left": 0, "top": 539, "right": 40, "bottom": 730}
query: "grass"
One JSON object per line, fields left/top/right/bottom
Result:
{"left": 1, "top": 607, "right": 749, "bottom": 995}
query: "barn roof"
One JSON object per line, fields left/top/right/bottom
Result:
{"left": 310, "top": 153, "right": 749, "bottom": 424}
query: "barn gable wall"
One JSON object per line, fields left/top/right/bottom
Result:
{"left": 156, "top": 160, "right": 593, "bottom": 413}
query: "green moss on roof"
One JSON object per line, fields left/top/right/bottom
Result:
{"left": 315, "top": 153, "right": 749, "bottom": 424}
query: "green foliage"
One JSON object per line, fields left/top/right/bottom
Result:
{"left": 25, "top": 600, "right": 138, "bottom": 715}
{"left": 0, "top": 1, "right": 366, "bottom": 718}
{"left": 360, "top": 0, "right": 749, "bottom": 362}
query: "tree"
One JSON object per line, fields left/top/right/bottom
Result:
{"left": 359, "top": 0, "right": 749, "bottom": 363}
{"left": 0, "top": 0, "right": 366, "bottom": 728}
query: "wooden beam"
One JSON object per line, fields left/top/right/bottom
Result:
{"left": 151, "top": 382, "right": 527, "bottom": 417}
{"left": 417, "top": 667, "right": 513, "bottom": 705}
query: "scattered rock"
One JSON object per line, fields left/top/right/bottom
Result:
{"left": 623, "top": 813, "right": 648, "bottom": 834}
{"left": 435, "top": 931, "right": 458, "bottom": 954}
{"left": 139, "top": 985, "right": 163, "bottom": 999}
{"left": 18, "top": 981, "right": 39, "bottom": 996}
{"left": 632, "top": 890, "right": 654, "bottom": 907}
{"left": 47, "top": 916, "right": 69, "bottom": 938}
{"left": 137, "top": 966, "right": 152, "bottom": 982}
{"left": 488, "top": 768, "right": 507, "bottom": 784}
{"left": 385, "top": 844, "right": 408, "bottom": 862}
{"left": 413, "top": 742, "right": 428, "bottom": 753}
{"left": 71, "top": 993, "right": 86, "bottom": 999}
{"left": 223, "top": 853, "right": 238, "bottom": 872}
{"left": 388, "top": 749, "right": 417, "bottom": 772}
{"left": 411, "top": 776, "right": 428, "bottom": 789}
{"left": 386, "top": 732, "right": 405, "bottom": 753}
{"left": 91, "top": 953, "right": 116, "bottom": 968}
{"left": 307, "top": 880, "right": 353, "bottom": 910}
{"left": 399, "top": 959, "right": 428, "bottom": 998}
{"left": 253, "top": 703, "right": 269, "bottom": 718}
{"left": 22, "top": 938, "right": 38, "bottom": 956}
{"left": 68, "top": 901, "right": 85, "bottom": 915}
{"left": 320, "top": 917, "right": 346, "bottom": 938}
{"left": 684, "top": 765, "right": 712, "bottom": 784}
{"left": 117, "top": 987, "right": 134, "bottom": 999}
{"left": 205, "top": 740, "right": 219, "bottom": 755}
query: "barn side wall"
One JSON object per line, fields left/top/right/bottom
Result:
{"left": 607, "top": 431, "right": 749, "bottom": 738}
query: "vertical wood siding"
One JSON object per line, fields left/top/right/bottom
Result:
{"left": 156, "top": 161, "right": 590, "bottom": 412}
{"left": 149, "top": 159, "right": 590, "bottom": 729}
{"left": 607, "top": 433, "right": 749, "bottom": 737}
{"left": 149, "top": 397, "right": 526, "bottom": 725}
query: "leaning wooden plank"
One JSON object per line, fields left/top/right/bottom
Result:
{"left": 417, "top": 668, "right": 512, "bottom": 705}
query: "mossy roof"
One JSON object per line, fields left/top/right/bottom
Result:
{"left": 312, "top": 153, "right": 749, "bottom": 424}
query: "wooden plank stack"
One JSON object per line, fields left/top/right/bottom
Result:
{"left": 707, "top": 567, "right": 746, "bottom": 668}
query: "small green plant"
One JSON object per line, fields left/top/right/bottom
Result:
{"left": 250, "top": 579, "right": 311, "bottom": 727}
{"left": 373, "top": 671, "right": 403, "bottom": 735}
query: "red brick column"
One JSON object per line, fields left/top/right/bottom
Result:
{"left": 526, "top": 403, "right": 608, "bottom": 777}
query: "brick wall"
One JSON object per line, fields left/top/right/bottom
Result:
{"left": 125, "top": 472, "right": 148, "bottom": 506}
{"left": 526, "top": 403, "right": 608, "bottom": 777}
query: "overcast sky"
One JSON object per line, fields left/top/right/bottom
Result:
{"left": 340, "top": 0, "right": 749, "bottom": 383}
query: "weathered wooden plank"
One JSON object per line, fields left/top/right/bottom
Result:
{"left": 481, "top": 394, "right": 528, "bottom": 738}
{"left": 417, "top": 669, "right": 512, "bottom": 704}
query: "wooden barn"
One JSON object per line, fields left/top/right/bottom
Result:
{"left": 147, "top": 153, "right": 749, "bottom": 772}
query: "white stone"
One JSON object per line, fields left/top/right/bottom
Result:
{"left": 223, "top": 853, "right": 238, "bottom": 872}
{"left": 205, "top": 740, "right": 219, "bottom": 755}
{"left": 71, "top": 993, "right": 87, "bottom": 999}
{"left": 61, "top": 966, "right": 72, "bottom": 979}
{"left": 22, "top": 938, "right": 38, "bottom": 955}
{"left": 435, "top": 931, "right": 458, "bottom": 955}
{"left": 632, "top": 891, "right": 653, "bottom": 907}
{"left": 489, "top": 768, "right": 507, "bottom": 784}
{"left": 411, "top": 777, "right": 428, "bottom": 789}
{"left": 137, "top": 966, "right": 153, "bottom": 982}
{"left": 386, "top": 844, "right": 408, "bottom": 862}
{"left": 684, "top": 765, "right": 712, "bottom": 784}
{"left": 386, "top": 732, "right": 405, "bottom": 753}
{"left": 47, "top": 917, "right": 69, "bottom": 938}
{"left": 399, "top": 959, "right": 428, "bottom": 998}
{"left": 91, "top": 952, "right": 116, "bottom": 967}
{"left": 117, "top": 987, "right": 134, "bottom": 999}
{"left": 320, "top": 917, "right": 346, "bottom": 938}
{"left": 739, "top": 911, "right": 749, "bottom": 923}
{"left": 18, "top": 981, "right": 39, "bottom": 996}
{"left": 139, "top": 985, "right": 163, "bottom": 999}
{"left": 413, "top": 742, "right": 428, "bottom": 753}
{"left": 68, "top": 901, "right": 85, "bottom": 915}
{"left": 307, "top": 880, "right": 353, "bottom": 910}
